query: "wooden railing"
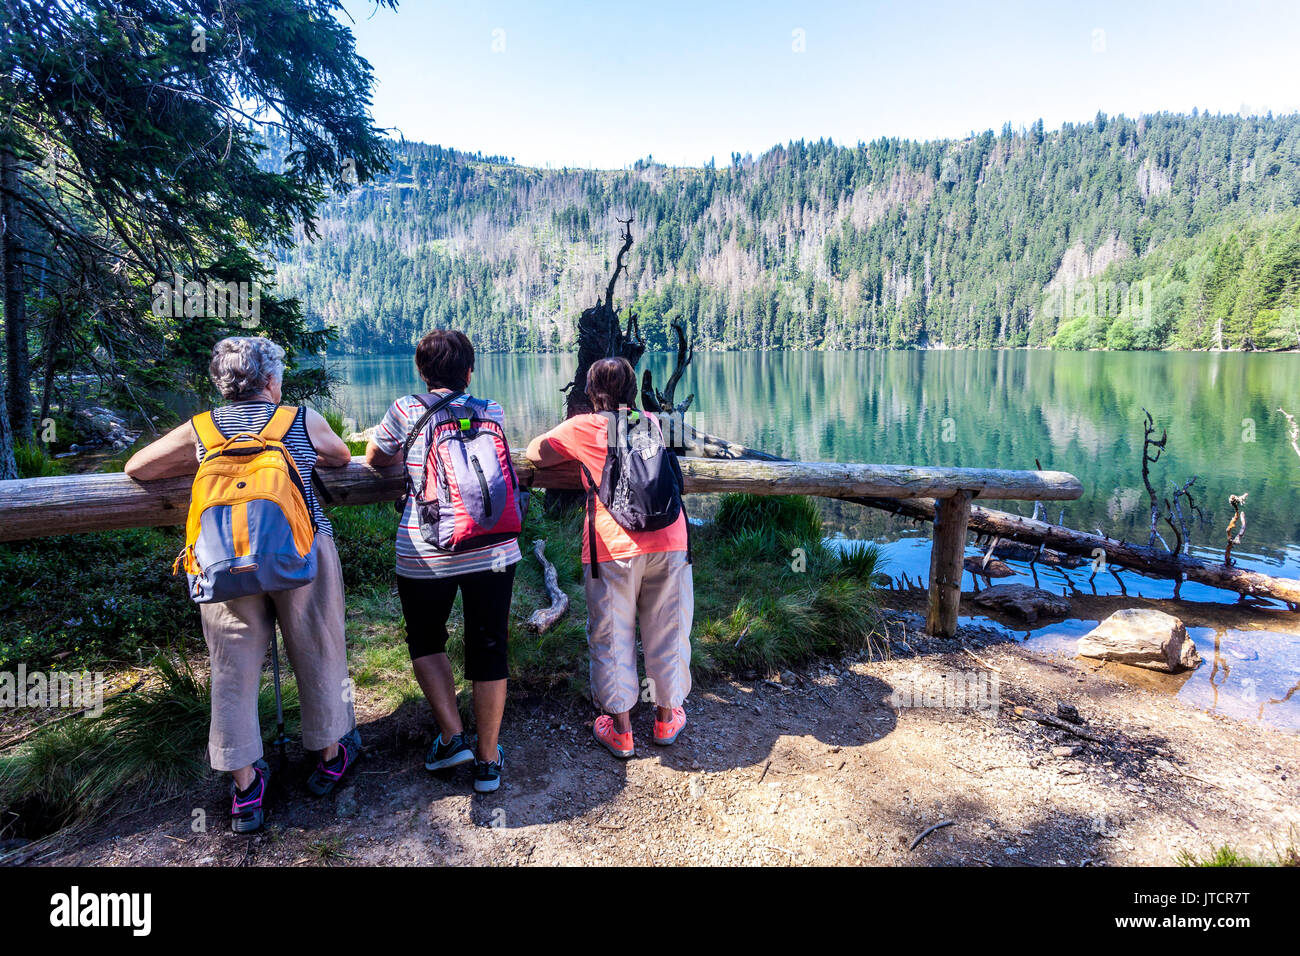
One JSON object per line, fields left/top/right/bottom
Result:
{"left": 0, "top": 455, "right": 1083, "bottom": 638}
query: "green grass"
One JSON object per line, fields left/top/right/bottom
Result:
{"left": 0, "top": 652, "right": 299, "bottom": 838}
{"left": 14, "top": 442, "right": 66, "bottom": 479}
{"left": 306, "top": 835, "right": 355, "bottom": 864}
{"left": 0, "top": 525, "right": 200, "bottom": 669}
{"left": 321, "top": 406, "right": 368, "bottom": 456}
{"left": 1176, "top": 839, "right": 1300, "bottom": 867}
{"left": 832, "top": 540, "right": 889, "bottom": 583}
{"left": 714, "top": 492, "right": 823, "bottom": 541}
{"left": 330, "top": 502, "right": 401, "bottom": 592}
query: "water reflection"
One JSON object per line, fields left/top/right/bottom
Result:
{"left": 332, "top": 349, "right": 1300, "bottom": 567}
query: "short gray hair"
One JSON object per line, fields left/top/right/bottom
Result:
{"left": 209, "top": 336, "right": 286, "bottom": 401}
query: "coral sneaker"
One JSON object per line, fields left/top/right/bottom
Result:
{"left": 593, "top": 715, "right": 635, "bottom": 759}
{"left": 653, "top": 707, "right": 687, "bottom": 746}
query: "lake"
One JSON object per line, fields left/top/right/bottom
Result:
{"left": 331, "top": 349, "right": 1300, "bottom": 730}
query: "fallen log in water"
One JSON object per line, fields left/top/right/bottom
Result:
{"left": 681, "top": 425, "right": 1300, "bottom": 609}
{"left": 853, "top": 495, "right": 1300, "bottom": 608}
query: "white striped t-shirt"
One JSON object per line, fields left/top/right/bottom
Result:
{"left": 373, "top": 391, "right": 522, "bottom": 579}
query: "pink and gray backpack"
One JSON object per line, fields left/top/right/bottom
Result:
{"left": 399, "top": 392, "right": 525, "bottom": 551}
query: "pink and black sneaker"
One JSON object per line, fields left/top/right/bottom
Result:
{"left": 306, "top": 727, "right": 362, "bottom": 796}
{"left": 230, "top": 759, "right": 269, "bottom": 834}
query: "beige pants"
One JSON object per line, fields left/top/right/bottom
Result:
{"left": 584, "top": 550, "right": 693, "bottom": 714}
{"left": 200, "top": 533, "right": 355, "bottom": 771}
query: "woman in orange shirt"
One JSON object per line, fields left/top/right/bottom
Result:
{"left": 526, "top": 358, "right": 693, "bottom": 759}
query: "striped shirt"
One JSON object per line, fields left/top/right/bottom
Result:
{"left": 373, "top": 391, "right": 522, "bottom": 579}
{"left": 193, "top": 401, "right": 333, "bottom": 537}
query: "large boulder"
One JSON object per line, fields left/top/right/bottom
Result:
{"left": 1077, "top": 609, "right": 1201, "bottom": 672}
{"left": 972, "top": 584, "right": 1070, "bottom": 622}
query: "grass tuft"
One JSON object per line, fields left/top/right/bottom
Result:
{"left": 14, "top": 442, "right": 65, "bottom": 479}
{"left": 1177, "top": 837, "right": 1300, "bottom": 867}
{"left": 0, "top": 652, "right": 298, "bottom": 838}
{"left": 833, "top": 540, "right": 888, "bottom": 582}
{"left": 714, "top": 493, "right": 823, "bottom": 541}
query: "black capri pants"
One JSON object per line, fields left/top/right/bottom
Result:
{"left": 396, "top": 563, "right": 517, "bottom": 682}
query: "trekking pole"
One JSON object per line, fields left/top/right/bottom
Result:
{"left": 269, "top": 630, "right": 290, "bottom": 772}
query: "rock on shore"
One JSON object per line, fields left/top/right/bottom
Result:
{"left": 1077, "top": 608, "right": 1202, "bottom": 672}
{"left": 971, "top": 584, "right": 1070, "bottom": 622}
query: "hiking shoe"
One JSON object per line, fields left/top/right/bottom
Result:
{"left": 306, "top": 727, "right": 362, "bottom": 797}
{"left": 652, "top": 707, "right": 687, "bottom": 746}
{"left": 230, "top": 759, "right": 269, "bottom": 834}
{"left": 593, "top": 715, "right": 635, "bottom": 759}
{"left": 473, "top": 745, "right": 505, "bottom": 793}
{"left": 425, "top": 731, "right": 475, "bottom": 772}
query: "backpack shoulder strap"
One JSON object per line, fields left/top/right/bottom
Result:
{"left": 260, "top": 404, "right": 299, "bottom": 443}
{"left": 401, "top": 392, "right": 461, "bottom": 463}
{"left": 669, "top": 450, "right": 692, "bottom": 566}
{"left": 192, "top": 411, "right": 226, "bottom": 452}
{"left": 400, "top": 392, "right": 464, "bottom": 501}
{"left": 576, "top": 460, "right": 601, "bottom": 576}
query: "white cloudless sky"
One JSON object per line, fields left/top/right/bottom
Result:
{"left": 341, "top": 0, "right": 1300, "bottom": 168}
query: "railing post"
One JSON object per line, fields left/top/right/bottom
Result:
{"left": 926, "top": 489, "right": 973, "bottom": 638}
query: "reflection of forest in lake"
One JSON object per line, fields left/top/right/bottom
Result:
{"left": 333, "top": 349, "right": 1300, "bottom": 573}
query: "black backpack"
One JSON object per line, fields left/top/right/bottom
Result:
{"left": 577, "top": 408, "right": 691, "bottom": 578}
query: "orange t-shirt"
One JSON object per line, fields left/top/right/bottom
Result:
{"left": 536, "top": 412, "right": 688, "bottom": 563}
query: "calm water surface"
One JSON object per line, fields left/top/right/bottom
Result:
{"left": 331, "top": 349, "right": 1300, "bottom": 730}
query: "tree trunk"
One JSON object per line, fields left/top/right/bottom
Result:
{"left": 0, "top": 376, "right": 15, "bottom": 480}
{"left": 687, "top": 426, "right": 1300, "bottom": 608}
{"left": 0, "top": 454, "right": 1080, "bottom": 540}
{"left": 550, "top": 218, "right": 645, "bottom": 516}
{"left": 1, "top": 148, "right": 31, "bottom": 444}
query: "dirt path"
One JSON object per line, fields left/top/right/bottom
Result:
{"left": 33, "top": 613, "right": 1299, "bottom": 867}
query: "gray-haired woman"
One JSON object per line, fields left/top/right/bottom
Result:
{"left": 125, "top": 336, "right": 359, "bottom": 833}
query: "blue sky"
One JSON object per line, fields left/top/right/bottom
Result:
{"left": 342, "top": 0, "right": 1300, "bottom": 168}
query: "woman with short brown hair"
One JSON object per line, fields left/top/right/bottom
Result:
{"left": 365, "top": 329, "right": 521, "bottom": 793}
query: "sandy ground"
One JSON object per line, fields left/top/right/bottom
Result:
{"left": 22, "top": 610, "right": 1299, "bottom": 868}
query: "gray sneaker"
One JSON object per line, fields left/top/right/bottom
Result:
{"left": 473, "top": 745, "right": 505, "bottom": 793}
{"left": 425, "top": 731, "right": 475, "bottom": 771}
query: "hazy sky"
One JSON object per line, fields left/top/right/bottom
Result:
{"left": 341, "top": 0, "right": 1300, "bottom": 168}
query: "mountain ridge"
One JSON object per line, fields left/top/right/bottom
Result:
{"left": 270, "top": 111, "right": 1300, "bottom": 354}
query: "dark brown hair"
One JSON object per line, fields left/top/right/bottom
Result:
{"left": 585, "top": 357, "right": 637, "bottom": 412}
{"left": 416, "top": 329, "right": 475, "bottom": 390}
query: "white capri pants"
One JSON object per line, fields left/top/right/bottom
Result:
{"left": 584, "top": 550, "right": 693, "bottom": 714}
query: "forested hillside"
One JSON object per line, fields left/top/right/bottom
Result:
{"left": 271, "top": 112, "right": 1300, "bottom": 353}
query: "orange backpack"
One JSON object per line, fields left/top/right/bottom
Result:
{"left": 174, "top": 405, "right": 318, "bottom": 603}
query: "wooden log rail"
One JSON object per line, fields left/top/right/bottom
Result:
{"left": 0, "top": 455, "right": 1082, "bottom": 639}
